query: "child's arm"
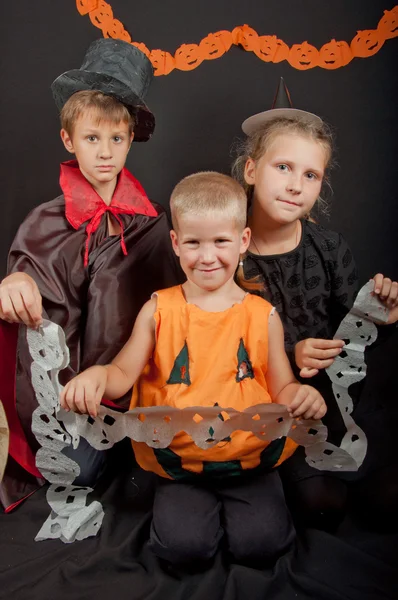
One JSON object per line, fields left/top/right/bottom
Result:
{"left": 295, "top": 233, "right": 358, "bottom": 378}
{"left": 296, "top": 275, "right": 398, "bottom": 378}
{"left": 60, "top": 297, "right": 157, "bottom": 417}
{"left": 294, "top": 338, "right": 344, "bottom": 378}
{"left": 266, "top": 311, "right": 326, "bottom": 420}
{"left": 0, "top": 272, "right": 43, "bottom": 328}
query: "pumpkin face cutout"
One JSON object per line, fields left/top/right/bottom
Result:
{"left": 199, "top": 33, "right": 226, "bottom": 59}
{"left": 200, "top": 31, "right": 232, "bottom": 59}
{"left": 175, "top": 44, "right": 204, "bottom": 71}
{"left": 288, "top": 41, "right": 319, "bottom": 69}
{"left": 253, "top": 35, "right": 289, "bottom": 63}
{"left": 351, "top": 29, "right": 385, "bottom": 57}
{"left": 318, "top": 39, "right": 353, "bottom": 69}
{"left": 89, "top": 0, "right": 113, "bottom": 28}
{"left": 103, "top": 18, "right": 130, "bottom": 42}
{"left": 149, "top": 49, "right": 175, "bottom": 76}
{"left": 77, "top": 0, "right": 99, "bottom": 16}
{"left": 377, "top": 8, "right": 398, "bottom": 40}
{"left": 213, "top": 30, "right": 233, "bottom": 52}
{"left": 232, "top": 24, "right": 259, "bottom": 51}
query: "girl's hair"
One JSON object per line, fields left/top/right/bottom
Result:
{"left": 231, "top": 115, "right": 334, "bottom": 218}
{"left": 170, "top": 171, "right": 263, "bottom": 291}
{"left": 60, "top": 90, "right": 136, "bottom": 136}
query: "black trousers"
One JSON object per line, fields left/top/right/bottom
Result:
{"left": 149, "top": 469, "right": 295, "bottom": 565}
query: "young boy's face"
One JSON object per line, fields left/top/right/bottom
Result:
{"left": 61, "top": 110, "right": 134, "bottom": 192}
{"left": 170, "top": 214, "right": 250, "bottom": 292}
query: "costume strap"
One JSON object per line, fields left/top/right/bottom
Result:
{"left": 84, "top": 205, "right": 130, "bottom": 267}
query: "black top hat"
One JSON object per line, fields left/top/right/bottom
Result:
{"left": 242, "top": 77, "right": 321, "bottom": 136}
{"left": 51, "top": 39, "right": 155, "bottom": 142}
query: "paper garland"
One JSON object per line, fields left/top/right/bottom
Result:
{"left": 28, "top": 322, "right": 356, "bottom": 544}
{"left": 326, "top": 280, "right": 388, "bottom": 466}
{"left": 28, "top": 281, "right": 388, "bottom": 543}
{"left": 75, "top": 1, "right": 398, "bottom": 75}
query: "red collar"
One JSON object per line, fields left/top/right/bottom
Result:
{"left": 60, "top": 160, "right": 158, "bottom": 266}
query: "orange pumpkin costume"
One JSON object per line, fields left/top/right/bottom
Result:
{"left": 131, "top": 285, "right": 297, "bottom": 479}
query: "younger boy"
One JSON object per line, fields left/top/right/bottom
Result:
{"left": 0, "top": 39, "right": 182, "bottom": 509}
{"left": 61, "top": 172, "right": 326, "bottom": 565}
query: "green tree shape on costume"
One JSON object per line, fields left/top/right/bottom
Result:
{"left": 167, "top": 341, "right": 191, "bottom": 385}
{"left": 236, "top": 338, "right": 254, "bottom": 382}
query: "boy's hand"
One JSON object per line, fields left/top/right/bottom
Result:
{"left": 295, "top": 338, "right": 345, "bottom": 378}
{"left": 372, "top": 274, "right": 398, "bottom": 324}
{"left": 288, "top": 385, "right": 327, "bottom": 420}
{"left": 0, "top": 272, "right": 43, "bottom": 328}
{"left": 60, "top": 366, "right": 108, "bottom": 418}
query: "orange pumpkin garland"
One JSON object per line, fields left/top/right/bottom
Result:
{"left": 76, "top": 1, "right": 398, "bottom": 75}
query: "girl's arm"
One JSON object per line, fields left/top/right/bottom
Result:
{"left": 295, "top": 233, "right": 358, "bottom": 378}
{"left": 266, "top": 311, "right": 326, "bottom": 420}
{"left": 60, "top": 297, "right": 157, "bottom": 417}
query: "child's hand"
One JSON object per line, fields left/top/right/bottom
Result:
{"left": 0, "top": 272, "right": 43, "bottom": 328}
{"left": 295, "top": 338, "right": 345, "bottom": 378}
{"left": 60, "top": 366, "right": 108, "bottom": 418}
{"left": 372, "top": 274, "right": 398, "bottom": 324}
{"left": 288, "top": 385, "right": 327, "bottom": 420}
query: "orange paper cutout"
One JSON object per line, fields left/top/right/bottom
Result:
{"left": 175, "top": 43, "right": 204, "bottom": 71}
{"left": 76, "top": 0, "right": 99, "bottom": 16}
{"left": 318, "top": 40, "right": 353, "bottom": 70}
{"left": 253, "top": 36, "right": 290, "bottom": 64}
{"left": 377, "top": 6, "right": 398, "bottom": 39}
{"left": 75, "top": 1, "right": 398, "bottom": 75}
{"left": 288, "top": 42, "right": 320, "bottom": 70}
{"left": 351, "top": 29, "right": 385, "bottom": 57}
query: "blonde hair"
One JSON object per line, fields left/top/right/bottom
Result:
{"left": 170, "top": 171, "right": 248, "bottom": 231}
{"left": 232, "top": 116, "right": 334, "bottom": 217}
{"left": 60, "top": 90, "right": 135, "bottom": 136}
{"left": 170, "top": 171, "right": 262, "bottom": 291}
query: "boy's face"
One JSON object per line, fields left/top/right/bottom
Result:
{"left": 61, "top": 110, "right": 134, "bottom": 192}
{"left": 170, "top": 214, "right": 250, "bottom": 292}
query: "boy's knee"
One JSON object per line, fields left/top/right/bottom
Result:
{"left": 228, "top": 516, "right": 295, "bottom": 563}
{"left": 149, "top": 521, "right": 221, "bottom": 564}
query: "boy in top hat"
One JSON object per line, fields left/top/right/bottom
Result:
{"left": 0, "top": 39, "right": 182, "bottom": 509}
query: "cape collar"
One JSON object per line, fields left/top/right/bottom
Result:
{"left": 60, "top": 160, "right": 157, "bottom": 266}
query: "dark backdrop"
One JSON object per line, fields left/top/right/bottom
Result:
{"left": 0, "top": 1, "right": 397, "bottom": 280}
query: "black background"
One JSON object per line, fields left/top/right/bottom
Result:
{"left": 0, "top": 1, "right": 397, "bottom": 280}
{"left": 1, "top": 5, "right": 398, "bottom": 597}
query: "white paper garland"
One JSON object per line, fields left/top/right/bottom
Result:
{"left": 27, "top": 281, "right": 387, "bottom": 543}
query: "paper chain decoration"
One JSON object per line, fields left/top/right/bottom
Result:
{"left": 28, "top": 319, "right": 354, "bottom": 543}
{"left": 75, "top": 1, "right": 398, "bottom": 75}
{"left": 28, "top": 279, "right": 388, "bottom": 544}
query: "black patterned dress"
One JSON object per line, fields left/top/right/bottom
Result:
{"left": 243, "top": 219, "right": 359, "bottom": 481}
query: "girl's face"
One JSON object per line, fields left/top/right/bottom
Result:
{"left": 244, "top": 133, "right": 327, "bottom": 225}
